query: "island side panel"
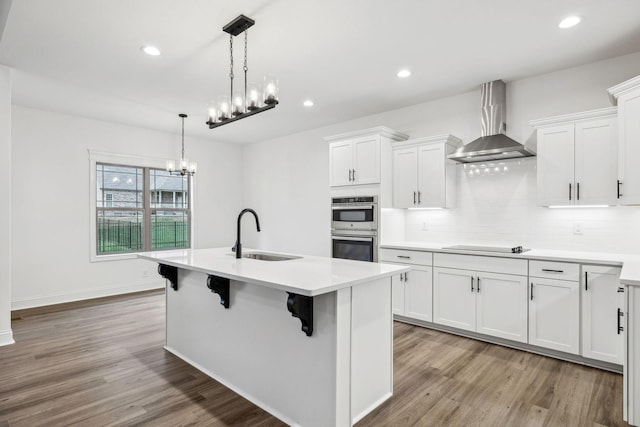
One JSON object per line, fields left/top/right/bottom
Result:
{"left": 350, "top": 277, "right": 393, "bottom": 423}
{"left": 165, "top": 269, "right": 339, "bottom": 427}
{"left": 628, "top": 285, "right": 640, "bottom": 425}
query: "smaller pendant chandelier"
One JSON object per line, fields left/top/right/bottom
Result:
{"left": 206, "top": 14, "right": 279, "bottom": 129}
{"left": 166, "top": 113, "right": 197, "bottom": 176}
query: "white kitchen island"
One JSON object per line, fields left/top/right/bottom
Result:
{"left": 139, "top": 248, "right": 408, "bottom": 427}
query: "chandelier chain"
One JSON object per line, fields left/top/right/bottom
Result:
{"left": 181, "top": 115, "right": 185, "bottom": 160}
{"left": 243, "top": 30, "right": 248, "bottom": 73}
{"left": 244, "top": 29, "right": 248, "bottom": 107}
{"left": 229, "top": 34, "right": 234, "bottom": 99}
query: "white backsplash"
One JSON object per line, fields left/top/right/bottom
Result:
{"left": 399, "top": 158, "right": 640, "bottom": 254}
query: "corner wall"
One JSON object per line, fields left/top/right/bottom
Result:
{"left": 11, "top": 106, "right": 244, "bottom": 309}
{"left": 0, "top": 65, "right": 13, "bottom": 345}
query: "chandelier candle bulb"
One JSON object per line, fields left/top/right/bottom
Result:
{"left": 246, "top": 83, "right": 260, "bottom": 110}
{"left": 232, "top": 92, "right": 245, "bottom": 116}
{"left": 166, "top": 160, "right": 176, "bottom": 172}
{"left": 218, "top": 95, "right": 231, "bottom": 121}
{"left": 263, "top": 75, "right": 279, "bottom": 105}
{"left": 207, "top": 104, "right": 218, "bottom": 125}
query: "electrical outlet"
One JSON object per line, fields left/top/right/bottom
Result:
{"left": 143, "top": 269, "right": 149, "bottom": 278}
{"left": 573, "top": 223, "right": 583, "bottom": 235}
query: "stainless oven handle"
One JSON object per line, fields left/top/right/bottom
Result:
{"left": 331, "top": 205, "right": 375, "bottom": 210}
{"left": 331, "top": 235, "right": 374, "bottom": 242}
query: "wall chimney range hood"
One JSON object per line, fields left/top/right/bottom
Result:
{"left": 448, "top": 80, "right": 536, "bottom": 163}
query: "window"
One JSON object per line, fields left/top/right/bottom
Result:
{"left": 94, "top": 161, "right": 191, "bottom": 256}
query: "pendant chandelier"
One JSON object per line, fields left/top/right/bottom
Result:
{"left": 206, "top": 14, "right": 279, "bottom": 129}
{"left": 166, "top": 113, "right": 197, "bottom": 176}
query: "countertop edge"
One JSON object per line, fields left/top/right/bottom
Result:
{"left": 381, "top": 242, "right": 640, "bottom": 286}
{"left": 138, "top": 253, "right": 409, "bottom": 297}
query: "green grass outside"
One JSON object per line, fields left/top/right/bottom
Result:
{"left": 97, "top": 217, "right": 189, "bottom": 253}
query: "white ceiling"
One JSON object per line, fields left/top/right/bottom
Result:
{"left": 1, "top": 0, "right": 640, "bottom": 144}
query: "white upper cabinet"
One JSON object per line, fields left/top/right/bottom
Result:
{"left": 392, "top": 147, "right": 418, "bottom": 207}
{"left": 530, "top": 108, "right": 618, "bottom": 207}
{"left": 535, "top": 124, "right": 576, "bottom": 206}
{"left": 609, "top": 75, "right": 640, "bottom": 205}
{"left": 329, "top": 140, "right": 353, "bottom": 186}
{"left": 392, "top": 135, "right": 462, "bottom": 208}
{"left": 326, "top": 127, "right": 408, "bottom": 187}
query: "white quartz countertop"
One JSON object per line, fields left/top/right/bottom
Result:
{"left": 139, "top": 247, "right": 408, "bottom": 296}
{"left": 380, "top": 241, "right": 640, "bottom": 287}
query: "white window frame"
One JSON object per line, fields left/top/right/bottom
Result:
{"left": 89, "top": 150, "right": 196, "bottom": 262}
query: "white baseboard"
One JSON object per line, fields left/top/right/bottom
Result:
{"left": 0, "top": 329, "right": 15, "bottom": 346}
{"left": 11, "top": 280, "right": 165, "bottom": 310}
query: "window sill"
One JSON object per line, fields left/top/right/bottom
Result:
{"left": 91, "top": 252, "right": 141, "bottom": 263}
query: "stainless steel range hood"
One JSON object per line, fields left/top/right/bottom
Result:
{"left": 448, "top": 80, "right": 536, "bottom": 163}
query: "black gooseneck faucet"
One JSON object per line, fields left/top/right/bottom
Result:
{"left": 234, "top": 208, "right": 261, "bottom": 259}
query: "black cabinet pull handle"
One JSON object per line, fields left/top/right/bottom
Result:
{"left": 477, "top": 277, "right": 481, "bottom": 292}
{"left": 531, "top": 282, "right": 534, "bottom": 300}
{"left": 618, "top": 287, "right": 625, "bottom": 293}
{"left": 542, "top": 269, "right": 564, "bottom": 273}
{"left": 348, "top": 169, "right": 352, "bottom": 181}
{"left": 471, "top": 276, "right": 474, "bottom": 292}
{"left": 352, "top": 169, "right": 356, "bottom": 181}
{"left": 585, "top": 271, "right": 588, "bottom": 291}
{"left": 399, "top": 273, "right": 403, "bottom": 282}
{"left": 418, "top": 191, "right": 421, "bottom": 204}
{"left": 397, "top": 255, "right": 411, "bottom": 259}
{"left": 413, "top": 191, "right": 417, "bottom": 204}
{"left": 577, "top": 182, "right": 580, "bottom": 201}
{"left": 618, "top": 308, "right": 624, "bottom": 334}
{"left": 569, "top": 183, "right": 572, "bottom": 201}
{"left": 618, "top": 180, "right": 622, "bottom": 199}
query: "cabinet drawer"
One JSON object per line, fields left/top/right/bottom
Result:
{"left": 379, "top": 248, "right": 432, "bottom": 266}
{"left": 434, "top": 253, "right": 527, "bottom": 276}
{"left": 529, "top": 260, "right": 579, "bottom": 281}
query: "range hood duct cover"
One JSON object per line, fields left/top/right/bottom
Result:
{"left": 448, "top": 80, "right": 536, "bottom": 163}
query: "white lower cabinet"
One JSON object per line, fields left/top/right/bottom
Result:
{"left": 433, "top": 267, "right": 476, "bottom": 331}
{"left": 379, "top": 248, "right": 434, "bottom": 323}
{"left": 391, "top": 265, "right": 433, "bottom": 322}
{"left": 581, "top": 265, "right": 624, "bottom": 364}
{"left": 476, "top": 271, "right": 528, "bottom": 343}
{"left": 433, "top": 267, "right": 528, "bottom": 342}
{"left": 529, "top": 277, "right": 580, "bottom": 354}
{"left": 384, "top": 248, "right": 625, "bottom": 368}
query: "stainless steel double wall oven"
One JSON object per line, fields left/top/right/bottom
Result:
{"left": 331, "top": 196, "right": 378, "bottom": 262}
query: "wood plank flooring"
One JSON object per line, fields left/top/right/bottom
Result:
{"left": 0, "top": 290, "right": 629, "bottom": 426}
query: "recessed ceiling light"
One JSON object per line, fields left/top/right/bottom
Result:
{"left": 558, "top": 16, "right": 581, "bottom": 29}
{"left": 141, "top": 45, "right": 161, "bottom": 56}
{"left": 397, "top": 69, "right": 411, "bottom": 78}
{"left": 303, "top": 100, "right": 314, "bottom": 107}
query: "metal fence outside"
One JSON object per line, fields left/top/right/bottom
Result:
{"left": 97, "top": 219, "right": 188, "bottom": 253}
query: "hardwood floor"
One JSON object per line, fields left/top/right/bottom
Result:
{"left": 0, "top": 290, "right": 629, "bottom": 426}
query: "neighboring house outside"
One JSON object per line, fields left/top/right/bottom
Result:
{"left": 98, "top": 169, "right": 188, "bottom": 212}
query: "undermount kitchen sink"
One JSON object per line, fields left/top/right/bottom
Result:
{"left": 228, "top": 252, "right": 302, "bottom": 261}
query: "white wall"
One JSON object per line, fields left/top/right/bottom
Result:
{"left": 242, "top": 51, "right": 640, "bottom": 256}
{"left": 0, "top": 65, "right": 13, "bottom": 345}
{"left": 11, "top": 106, "right": 243, "bottom": 309}
{"left": 241, "top": 134, "right": 330, "bottom": 256}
